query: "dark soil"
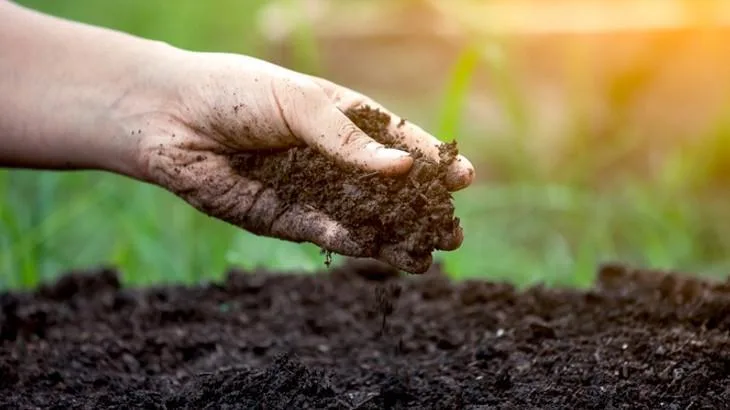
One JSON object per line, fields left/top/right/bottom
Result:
{"left": 230, "top": 106, "right": 460, "bottom": 270}
{"left": 1, "top": 261, "right": 730, "bottom": 409}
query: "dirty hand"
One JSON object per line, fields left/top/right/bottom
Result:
{"left": 140, "top": 52, "right": 475, "bottom": 272}
{"left": 0, "top": 2, "right": 474, "bottom": 272}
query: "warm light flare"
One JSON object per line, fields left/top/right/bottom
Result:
{"left": 429, "top": 0, "right": 730, "bottom": 35}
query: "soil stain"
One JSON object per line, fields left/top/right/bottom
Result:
{"left": 230, "top": 106, "right": 460, "bottom": 267}
{"left": 1, "top": 262, "right": 729, "bottom": 409}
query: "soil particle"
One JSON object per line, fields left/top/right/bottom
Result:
{"left": 230, "top": 106, "right": 460, "bottom": 266}
{"left": 1, "top": 262, "right": 729, "bottom": 409}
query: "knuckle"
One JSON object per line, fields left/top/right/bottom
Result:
{"left": 338, "top": 95, "right": 368, "bottom": 111}
{"left": 239, "top": 188, "right": 280, "bottom": 235}
{"left": 338, "top": 122, "right": 364, "bottom": 147}
{"left": 293, "top": 76, "right": 322, "bottom": 95}
{"left": 279, "top": 75, "right": 321, "bottom": 101}
{"left": 207, "top": 179, "right": 259, "bottom": 222}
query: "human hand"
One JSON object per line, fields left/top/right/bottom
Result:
{"left": 0, "top": 3, "right": 474, "bottom": 272}
{"left": 134, "top": 51, "right": 475, "bottom": 272}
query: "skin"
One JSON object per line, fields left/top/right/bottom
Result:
{"left": 0, "top": 1, "right": 475, "bottom": 273}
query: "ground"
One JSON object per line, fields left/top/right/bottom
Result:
{"left": 1, "top": 260, "right": 729, "bottom": 409}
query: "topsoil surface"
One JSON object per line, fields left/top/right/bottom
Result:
{"left": 1, "top": 260, "right": 729, "bottom": 409}
{"left": 230, "top": 106, "right": 460, "bottom": 267}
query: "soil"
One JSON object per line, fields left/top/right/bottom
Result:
{"left": 230, "top": 106, "right": 460, "bottom": 270}
{"left": 1, "top": 261, "right": 729, "bottom": 409}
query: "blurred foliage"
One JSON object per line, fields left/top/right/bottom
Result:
{"left": 2, "top": 0, "right": 730, "bottom": 289}
{"left": 16, "top": 0, "right": 269, "bottom": 54}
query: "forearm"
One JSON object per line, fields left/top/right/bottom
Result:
{"left": 0, "top": 1, "right": 178, "bottom": 179}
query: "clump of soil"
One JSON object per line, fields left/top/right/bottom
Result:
{"left": 1, "top": 262, "right": 729, "bottom": 409}
{"left": 230, "top": 106, "right": 460, "bottom": 268}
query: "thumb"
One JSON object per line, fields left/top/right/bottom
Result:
{"left": 282, "top": 84, "right": 413, "bottom": 175}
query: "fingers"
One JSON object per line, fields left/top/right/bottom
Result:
{"left": 211, "top": 175, "right": 366, "bottom": 255}
{"left": 149, "top": 138, "right": 455, "bottom": 274}
{"left": 266, "top": 199, "right": 458, "bottom": 273}
{"left": 269, "top": 205, "right": 368, "bottom": 256}
{"left": 275, "top": 80, "right": 413, "bottom": 175}
{"left": 312, "top": 79, "right": 476, "bottom": 191}
{"left": 249, "top": 195, "right": 443, "bottom": 274}
{"left": 310, "top": 105, "right": 413, "bottom": 175}
{"left": 237, "top": 186, "right": 441, "bottom": 274}
{"left": 241, "top": 186, "right": 444, "bottom": 273}
{"left": 230, "top": 185, "right": 447, "bottom": 273}
{"left": 386, "top": 117, "right": 476, "bottom": 192}
{"left": 238, "top": 188, "right": 282, "bottom": 235}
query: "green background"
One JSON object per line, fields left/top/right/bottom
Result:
{"left": 2, "top": 0, "right": 729, "bottom": 289}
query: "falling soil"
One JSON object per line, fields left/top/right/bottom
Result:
{"left": 1, "top": 261, "right": 729, "bottom": 409}
{"left": 230, "top": 106, "right": 460, "bottom": 267}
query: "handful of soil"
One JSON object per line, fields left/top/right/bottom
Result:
{"left": 230, "top": 106, "right": 461, "bottom": 272}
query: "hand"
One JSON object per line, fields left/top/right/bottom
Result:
{"left": 0, "top": 1, "right": 473, "bottom": 273}
{"left": 137, "top": 51, "right": 475, "bottom": 272}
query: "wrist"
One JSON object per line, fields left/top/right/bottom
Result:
{"left": 0, "top": 2, "right": 186, "bottom": 181}
{"left": 52, "top": 37, "right": 189, "bottom": 181}
{"left": 97, "top": 42, "right": 189, "bottom": 182}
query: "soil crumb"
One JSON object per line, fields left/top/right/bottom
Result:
{"left": 230, "top": 106, "right": 460, "bottom": 270}
{"left": 1, "top": 262, "right": 729, "bottom": 409}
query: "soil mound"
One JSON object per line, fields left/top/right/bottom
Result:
{"left": 1, "top": 262, "right": 729, "bottom": 409}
